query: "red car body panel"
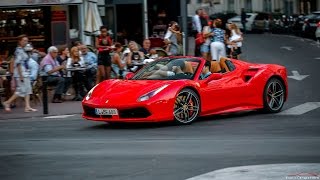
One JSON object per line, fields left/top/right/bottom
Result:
{"left": 82, "top": 57, "right": 288, "bottom": 123}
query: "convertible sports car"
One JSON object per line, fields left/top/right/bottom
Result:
{"left": 82, "top": 57, "right": 288, "bottom": 124}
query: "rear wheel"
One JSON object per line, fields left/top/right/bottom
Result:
{"left": 174, "top": 89, "right": 200, "bottom": 124}
{"left": 263, "top": 78, "right": 285, "bottom": 113}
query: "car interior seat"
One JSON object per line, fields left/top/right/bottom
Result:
{"left": 184, "top": 61, "right": 194, "bottom": 74}
{"left": 219, "top": 57, "right": 230, "bottom": 73}
{"left": 210, "top": 61, "right": 222, "bottom": 73}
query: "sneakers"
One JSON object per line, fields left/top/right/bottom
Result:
{"left": 62, "top": 92, "right": 72, "bottom": 96}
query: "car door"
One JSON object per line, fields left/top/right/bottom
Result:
{"left": 199, "top": 70, "right": 249, "bottom": 115}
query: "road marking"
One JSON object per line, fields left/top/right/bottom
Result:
{"left": 279, "top": 102, "right": 320, "bottom": 115}
{"left": 280, "top": 46, "right": 293, "bottom": 51}
{"left": 185, "top": 163, "right": 320, "bottom": 180}
{"left": 287, "top": 70, "right": 309, "bottom": 81}
{"left": 44, "top": 114, "right": 76, "bottom": 119}
{"left": 315, "top": 57, "right": 320, "bottom": 60}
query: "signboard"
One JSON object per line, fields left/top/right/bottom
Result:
{"left": 51, "top": 11, "right": 67, "bottom": 21}
{"left": 0, "top": 0, "right": 82, "bottom": 6}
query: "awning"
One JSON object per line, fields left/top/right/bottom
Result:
{"left": 83, "top": 0, "right": 103, "bottom": 45}
{"left": 0, "top": 0, "right": 82, "bottom": 7}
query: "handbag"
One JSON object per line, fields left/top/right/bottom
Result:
{"left": 195, "top": 33, "right": 205, "bottom": 46}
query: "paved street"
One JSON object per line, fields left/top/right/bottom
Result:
{"left": 1, "top": 34, "right": 320, "bottom": 180}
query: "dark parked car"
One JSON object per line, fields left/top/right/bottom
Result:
{"left": 301, "top": 11, "right": 320, "bottom": 38}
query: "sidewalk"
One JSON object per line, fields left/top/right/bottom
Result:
{"left": 0, "top": 101, "right": 83, "bottom": 120}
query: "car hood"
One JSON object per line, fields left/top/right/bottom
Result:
{"left": 90, "top": 80, "right": 180, "bottom": 105}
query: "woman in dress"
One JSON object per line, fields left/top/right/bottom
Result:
{"left": 95, "top": 25, "right": 113, "bottom": 84}
{"left": 2, "top": 35, "right": 37, "bottom": 112}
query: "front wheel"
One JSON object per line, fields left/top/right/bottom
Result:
{"left": 174, "top": 89, "right": 200, "bottom": 124}
{"left": 263, "top": 78, "right": 285, "bottom": 113}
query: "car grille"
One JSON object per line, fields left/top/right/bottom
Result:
{"left": 83, "top": 105, "right": 100, "bottom": 118}
{"left": 119, "top": 107, "right": 151, "bottom": 119}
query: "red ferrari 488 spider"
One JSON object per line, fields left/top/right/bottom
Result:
{"left": 82, "top": 57, "right": 288, "bottom": 124}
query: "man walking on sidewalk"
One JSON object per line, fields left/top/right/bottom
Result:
{"left": 241, "top": 8, "right": 247, "bottom": 34}
{"left": 192, "top": 8, "right": 203, "bottom": 57}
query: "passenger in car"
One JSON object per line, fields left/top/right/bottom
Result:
{"left": 200, "top": 61, "right": 212, "bottom": 79}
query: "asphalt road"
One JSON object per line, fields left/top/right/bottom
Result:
{"left": 1, "top": 34, "right": 320, "bottom": 180}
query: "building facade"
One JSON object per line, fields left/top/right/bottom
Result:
{"left": 0, "top": 0, "right": 83, "bottom": 57}
{"left": 188, "top": 0, "right": 320, "bottom": 15}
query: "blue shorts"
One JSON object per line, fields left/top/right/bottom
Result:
{"left": 200, "top": 44, "right": 210, "bottom": 53}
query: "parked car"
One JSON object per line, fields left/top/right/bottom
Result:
{"left": 227, "top": 13, "right": 268, "bottom": 32}
{"left": 316, "top": 21, "right": 320, "bottom": 41}
{"left": 252, "top": 12, "right": 270, "bottom": 32}
{"left": 302, "top": 11, "right": 320, "bottom": 38}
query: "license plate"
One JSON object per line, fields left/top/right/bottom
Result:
{"left": 95, "top": 108, "right": 118, "bottom": 115}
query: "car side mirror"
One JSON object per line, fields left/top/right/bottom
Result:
{"left": 205, "top": 73, "right": 222, "bottom": 83}
{"left": 125, "top": 72, "right": 135, "bottom": 80}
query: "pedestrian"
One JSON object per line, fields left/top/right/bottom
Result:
{"left": 24, "top": 44, "right": 39, "bottom": 84}
{"left": 139, "top": 39, "right": 158, "bottom": 59}
{"left": 241, "top": 8, "right": 247, "bottom": 34}
{"left": 56, "top": 45, "right": 72, "bottom": 96}
{"left": 67, "top": 46, "right": 86, "bottom": 101}
{"left": 201, "top": 20, "right": 214, "bottom": 61}
{"left": 164, "top": 21, "right": 182, "bottom": 56}
{"left": 40, "top": 46, "right": 65, "bottom": 103}
{"left": 226, "top": 23, "right": 243, "bottom": 59}
{"left": 111, "top": 42, "right": 127, "bottom": 79}
{"left": 192, "top": 8, "right": 203, "bottom": 56}
{"left": 80, "top": 45, "right": 97, "bottom": 90}
{"left": 95, "top": 25, "right": 113, "bottom": 84}
{"left": 210, "top": 19, "right": 226, "bottom": 61}
{"left": 127, "top": 41, "right": 144, "bottom": 72}
{"left": 2, "top": 35, "right": 37, "bottom": 112}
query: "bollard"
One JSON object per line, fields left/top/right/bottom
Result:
{"left": 41, "top": 75, "right": 48, "bottom": 114}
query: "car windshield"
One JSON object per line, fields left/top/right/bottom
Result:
{"left": 132, "top": 58, "right": 200, "bottom": 80}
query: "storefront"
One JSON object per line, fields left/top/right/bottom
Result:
{"left": 99, "top": 0, "right": 181, "bottom": 45}
{"left": 0, "top": 0, "right": 83, "bottom": 58}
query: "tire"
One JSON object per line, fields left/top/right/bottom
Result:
{"left": 173, "top": 89, "right": 200, "bottom": 124}
{"left": 263, "top": 78, "right": 285, "bottom": 113}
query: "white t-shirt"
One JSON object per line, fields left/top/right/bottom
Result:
{"left": 228, "top": 30, "right": 242, "bottom": 48}
{"left": 66, "top": 57, "right": 85, "bottom": 77}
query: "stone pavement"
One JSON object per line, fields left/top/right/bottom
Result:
{"left": 0, "top": 101, "right": 82, "bottom": 120}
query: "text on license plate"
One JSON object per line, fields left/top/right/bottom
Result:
{"left": 95, "top": 108, "right": 118, "bottom": 115}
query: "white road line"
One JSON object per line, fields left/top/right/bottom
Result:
{"left": 44, "top": 114, "right": 76, "bottom": 119}
{"left": 279, "top": 102, "right": 320, "bottom": 115}
{"left": 185, "top": 164, "right": 320, "bottom": 180}
{"left": 315, "top": 57, "right": 320, "bottom": 60}
{"left": 287, "top": 70, "right": 309, "bottom": 81}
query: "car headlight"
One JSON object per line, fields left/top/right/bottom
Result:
{"left": 85, "top": 84, "right": 98, "bottom": 101}
{"left": 138, "top": 84, "right": 169, "bottom": 102}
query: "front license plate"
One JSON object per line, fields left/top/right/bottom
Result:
{"left": 95, "top": 108, "right": 118, "bottom": 115}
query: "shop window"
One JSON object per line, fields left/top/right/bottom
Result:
{"left": 0, "top": 7, "right": 47, "bottom": 57}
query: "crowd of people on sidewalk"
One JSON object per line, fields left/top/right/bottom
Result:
{"left": 0, "top": 9, "right": 245, "bottom": 113}
{"left": 0, "top": 22, "right": 185, "bottom": 113}
{"left": 192, "top": 8, "right": 244, "bottom": 61}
